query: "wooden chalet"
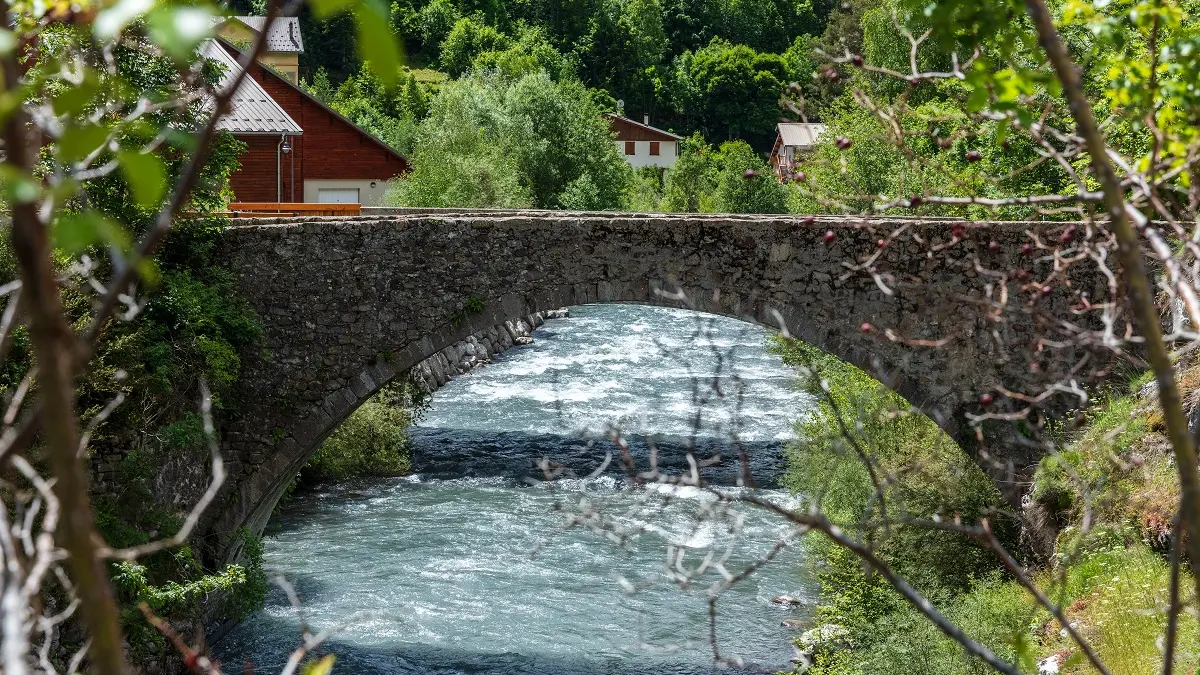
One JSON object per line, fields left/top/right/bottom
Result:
{"left": 202, "top": 31, "right": 409, "bottom": 207}
{"left": 769, "top": 122, "right": 826, "bottom": 183}
{"left": 605, "top": 113, "right": 683, "bottom": 170}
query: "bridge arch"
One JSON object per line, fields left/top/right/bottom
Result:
{"left": 202, "top": 212, "right": 1106, "bottom": 560}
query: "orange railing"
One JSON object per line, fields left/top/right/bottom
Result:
{"left": 229, "top": 202, "right": 362, "bottom": 217}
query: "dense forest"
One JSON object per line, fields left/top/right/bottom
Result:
{"left": 220, "top": 0, "right": 1107, "bottom": 220}
{"left": 288, "top": 0, "right": 841, "bottom": 142}
{"left": 222, "top": 0, "right": 856, "bottom": 211}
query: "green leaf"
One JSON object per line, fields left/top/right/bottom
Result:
{"left": 0, "top": 29, "right": 16, "bottom": 56}
{"left": 302, "top": 655, "right": 336, "bottom": 675}
{"left": 53, "top": 211, "right": 132, "bottom": 255}
{"left": 52, "top": 77, "right": 101, "bottom": 117}
{"left": 147, "top": 5, "right": 217, "bottom": 61}
{"left": 0, "top": 165, "right": 41, "bottom": 204}
{"left": 94, "top": 0, "right": 156, "bottom": 40}
{"left": 118, "top": 149, "right": 167, "bottom": 209}
{"left": 355, "top": 0, "right": 403, "bottom": 86}
{"left": 59, "top": 123, "right": 110, "bottom": 163}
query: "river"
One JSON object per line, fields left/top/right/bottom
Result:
{"left": 216, "top": 304, "right": 816, "bottom": 674}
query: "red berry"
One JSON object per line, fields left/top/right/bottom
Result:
{"left": 988, "top": 241, "right": 1000, "bottom": 252}
{"left": 803, "top": 216, "right": 816, "bottom": 225}
{"left": 794, "top": 171, "right": 807, "bottom": 183}
{"left": 743, "top": 169, "right": 757, "bottom": 179}
{"left": 952, "top": 224, "right": 966, "bottom": 239}
{"left": 836, "top": 136, "right": 852, "bottom": 150}
{"left": 1060, "top": 227, "right": 1075, "bottom": 243}
{"left": 823, "top": 230, "right": 836, "bottom": 243}
{"left": 1021, "top": 244, "right": 1033, "bottom": 255}
{"left": 979, "top": 393, "right": 994, "bottom": 406}
{"left": 966, "top": 150, "right": 982, "bottom": 162}
{"left": 1040, "top": 286, "right": 1053, "bottom": 296}
{"left": 860, "top": 322, "right": 874, "bottom": 333}
{"left": 1016, "top": 269, "right": 1030, "bottom": 281}
{"left": 909, "top": 195, "right": 923, "bottom": 207}
{"left": 851, "top": 54, "right": 864, "bottom": 67}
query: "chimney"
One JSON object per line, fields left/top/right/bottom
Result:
{"left": 644, "top": 114, "right": 651, "bottom": 126}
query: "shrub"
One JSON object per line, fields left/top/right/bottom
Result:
{"left": 301, "top": 383, "right": 413, "bottom": 483}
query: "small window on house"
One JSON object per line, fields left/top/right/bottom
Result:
{"left": 624, "top": 141, "right": 636, "bottom": 155}
{"left": 649, "top": 141, "right": 660, "bottom": 156}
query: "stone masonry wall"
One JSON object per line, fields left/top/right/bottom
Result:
{"left": 201, "top": 212, "right": 1113, "bottom": 561}
{"left": 409, "top": 310, "right": 565, "bottom": 393}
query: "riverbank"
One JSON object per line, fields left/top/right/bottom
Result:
{"left": 774, "top": 337, "right": 1198, "bottom": 674}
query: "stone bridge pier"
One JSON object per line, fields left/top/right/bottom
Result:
{"left": 202, "top": 211, "right": 1112, "bottom": 561}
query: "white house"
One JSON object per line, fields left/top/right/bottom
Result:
{"left": 605, "top": 113, "right": 684, "bottom": 170}
{"left": 769, "top": 122, "right": 827, "bottom": 182}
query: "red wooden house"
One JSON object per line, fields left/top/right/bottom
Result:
{"left": 205, "top": 36, "right": 409, "bottom": 206}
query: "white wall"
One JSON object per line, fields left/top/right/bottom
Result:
{"left": 615, "top": 140, "right": 678, "bottom": 169}
{"left": 303, "top": 179, "right": 390, "bottom": 205}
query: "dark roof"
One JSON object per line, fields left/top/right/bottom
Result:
{"left": 232, "top": 16, "right": 304, "bottom": 53}
{"left": 604, "top": 113, "right": 684, "bottom": 141}
{"left": 216, "top": 38, "right": 409, "bottom": 166}
{"left": 201, "top": 39, "right": 302, "bottom": 135}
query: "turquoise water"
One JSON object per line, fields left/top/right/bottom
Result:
{"left": 216, "top": 304, "right": 815, "bottom": 674}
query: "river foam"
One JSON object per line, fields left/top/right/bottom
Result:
{"left": 216, "top": 305, "right": 816, "bottom": 675}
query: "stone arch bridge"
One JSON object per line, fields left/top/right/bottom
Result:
{"left": 203, "top": 211, "right": 1110, "bottom": 560}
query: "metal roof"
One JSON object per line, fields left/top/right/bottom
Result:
{"left": 777, "top": 123, "right": 827, "bottom": 148}
{"left": 200, "top": 39, "right": 303, "bottom": 135}
{"left": 232, "top": 16, "right": 304, "bottom": 53}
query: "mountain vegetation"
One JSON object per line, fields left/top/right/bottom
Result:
{"left": 5, "top": 0, "right": 1200, "bottom": 671}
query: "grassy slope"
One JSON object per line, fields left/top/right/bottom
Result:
{"left": 778, "top": 337, "right": 1199, "bottom": 674}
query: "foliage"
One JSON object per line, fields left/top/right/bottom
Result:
{"left": 302, "top": 382, "right": 415, "bottom": 483}
{"left": 806, "top": 542, "right": 1200, "bottom": 675}
{"left": 308, "top": 0, "right": 847, "bottom": 147}
{"left": 712, "top": 140, "right": 788, "bottom": 212}
{"left": 302, "top": 66, "right": 431, "bottom": 155}
{"left": 661, "top": 133, "right": 719, "bottom": 212}
{"left": 383, "top": 73, "right": 532, "bottom": 207}
{"left": 771, "top": 337, "right": 1012, "bottom": 594}
{"left": 778, "top": 340, "right": 1200, "bottom": 674}
{"left": 671, "top": 38, "right": 788, "bottom": 147}
{"left": 651, "top": 135, "right": 785, "bottom": 213}
{"left": 386, "top": 70, "right": 632, "bottom": 209}
{"left": 471, "top": 24, "right": 576, "bottom": 81}
{"left": 440, "top": 16, "right": 512, "bottom": 76}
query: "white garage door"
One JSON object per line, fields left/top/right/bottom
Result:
{"left": 317, "top": 188, "right": 361, "bottom": 204}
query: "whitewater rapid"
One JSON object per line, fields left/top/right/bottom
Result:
{"left": 216, "top": 304, "right": 816, "bottom": 674}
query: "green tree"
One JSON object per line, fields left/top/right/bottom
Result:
{"left": 505, "top": 72, "right": 634, "bottom": 208}
{"left": 661, "top": 133, "right": 718, "bottom": 211}
{"left": 671, "top": 38, "right": 787, "bottom": 148}
{"left": 418, "top": 0, "right": 464, "bottom": 58}
{"left": 471, "top": 23, "right": 575, "bottom": 80}
{"left": 576, "top": 0, "right": 668, "bottom": 114}
{"left": 387, "top": 70, "right": 631, "bottom": 209}
{"left": 712, "top": 140, "right": 788, "bottom": 212}
{"left": 385, "top": 75, "right": 531, "bottom": 207}
{"left": 299, "top": 9, "right": 361, "bottom": 82}
{"left": 440, "top": 16, "right": 513, "bottom": 75}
